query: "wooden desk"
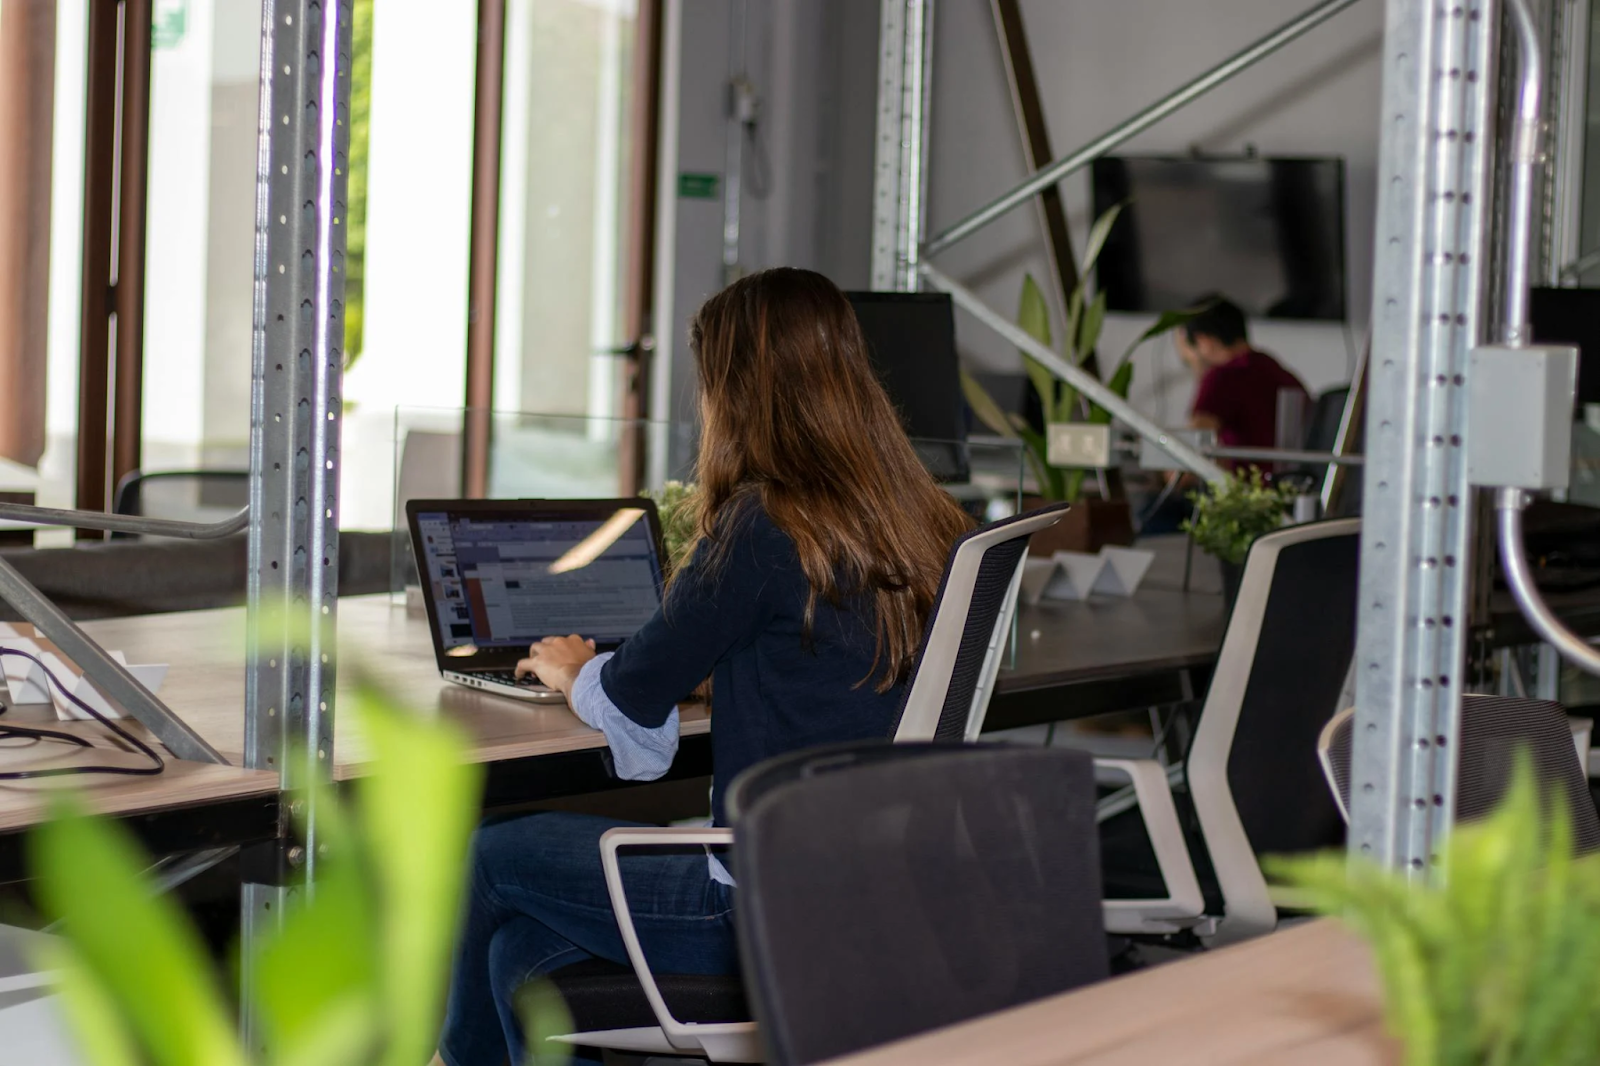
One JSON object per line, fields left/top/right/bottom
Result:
{"left": 991, "top": 537, "right": 1228, "bottom": 728}
{"left": 72, "top": 598, "right": 715, "bottom": 809}
{"left": 0, "top": 729, "right": 279, "bottom": 880}
{"left": 823, "top": 921, "right": 1397, "bottom": 1066}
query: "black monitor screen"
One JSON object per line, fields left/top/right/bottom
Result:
{"left": 1092, "top": 156, "right": 1347, "bottom": 322}
{"left": 1529, "top": 287, "right": 1600, "bottom": 416}
{"left": 846, "top": 291, "right": 969, "bottom": 481}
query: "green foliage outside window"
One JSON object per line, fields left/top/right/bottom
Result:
{"left": 344, "top": 0, "right": 373, "bottom": 373}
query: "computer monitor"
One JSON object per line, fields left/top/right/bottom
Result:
{"left": 1528, "top": 288, "right": 1600, "bottom": 417}
{"left": 846, "top": 291, "right": 970, "bottom": 481}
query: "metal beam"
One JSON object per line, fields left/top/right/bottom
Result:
{"left": 1348, "top": 0, "right": 1496, "bottom": 874}
{"left": 870, "top": 0, "right": 935, "bottom": 290}
{"left": 922, "top": 262, "right": 1227, "bottom": 484}
{"left": 0, "top": 554, "right": 225, "bottom": 763}
{"left": 923, "top": 0, "right": 1365, "bottom": 259}
{"left": 242, "top": 0, "right": 352, "bottom": 984}
{"left": 0, "top": 501, "right": 249, "bottom": 539}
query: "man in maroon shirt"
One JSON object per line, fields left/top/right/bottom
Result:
{"left": 1178, "top": 295, "right": 1308, "bottom": 453}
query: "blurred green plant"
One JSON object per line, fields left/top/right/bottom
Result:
{"left": 1269, "top": 755, "right": 1600, "bottom": 1066}
{"left": 960, "top": 203, "right": 1197, "bottom": 503}
{"left": 643, "top": 480, "right": 698, "bottom": 572}
{"left": 27, "top": 682, "right": 573, "bottom": 1065}
{"left": 344, "top": 0, "right": 374, "bottom": 375}
{"left": 1181, "top": 466, "right": 1294, "bottom": 566}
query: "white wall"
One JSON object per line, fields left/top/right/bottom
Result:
{"left": 661, "top": 0, "right": 1383, "bottom": 428}
{"left": 926, "top": 0, "right": 1381, "bottom": 422}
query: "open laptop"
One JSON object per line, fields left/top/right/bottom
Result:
{"left": 406, "top": 498, "right": 666, "bottom": 703}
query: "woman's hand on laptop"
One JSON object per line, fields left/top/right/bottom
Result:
{"left": 515, "top": 635, "right": 597, "bottom": 703}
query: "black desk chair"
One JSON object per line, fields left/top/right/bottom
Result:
{"left": 1098, "top": 517, "right": 1360, "bottom": 945}
{"left": 1318, "top": 694, "right": 1600, "bottom": 852}
{"left": 111, "top": 470, "right": 250, "bottom": 538}
{"left": 733, "top": 743, "right": 1108, "bottom": 1066}
{"left": 541, "top": 503, "right": 1072, "bottom": 1062}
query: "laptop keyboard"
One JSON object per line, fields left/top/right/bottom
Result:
{"left": 478, "top": 670, "right": 549, "bottom": 689}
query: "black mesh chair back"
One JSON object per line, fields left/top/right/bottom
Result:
{"left": 111, "top": 470, "right": 249, "bottom": 539}
{"left": 730, "top": 743, "right": 1108, "bottom": 1066}
{"left": 890, "top": 503, "right": 1070, "bottom": 741}
{"left": 1321, "top": 695, "right": 1600, "bottom": 853}
{"left": 1219, "top": 525, "right": 1359, "bottom": 859}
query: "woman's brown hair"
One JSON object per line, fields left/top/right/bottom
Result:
{"left": 685, "top": 267, "right": 973, "bottom": 691}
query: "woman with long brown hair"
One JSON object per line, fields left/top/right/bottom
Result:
{"left": 434, "top": 268, "right": 972, "bottom": 1066}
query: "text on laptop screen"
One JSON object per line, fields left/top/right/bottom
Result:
{"left": 415, "top": 509, "right": 662, "bottom": 650}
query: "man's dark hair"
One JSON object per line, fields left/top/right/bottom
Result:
{"left": 1182, "top": 294, "right": 1249, "bottom": 347}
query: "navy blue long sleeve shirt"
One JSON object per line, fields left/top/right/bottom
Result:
{"left": 599, "top": 503, "right": 902, "bottom": 825}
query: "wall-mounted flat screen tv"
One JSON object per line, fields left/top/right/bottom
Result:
{"left": 1091, "top": 155, "right": 1347, "bottom": 322}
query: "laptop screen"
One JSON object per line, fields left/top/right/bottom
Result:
{"left": 414, "top": 506, "right": 663, "bottom": 653}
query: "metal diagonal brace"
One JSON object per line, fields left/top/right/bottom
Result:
{"left": 0, "top": 553, "right": 225, "bottom": 764}
{"left": 919, "top": 263, "right": 1229, "bottom": 485}
{"left": 0, "top": 502, "right": 250, "bottom": 540}
{"left": 923, "top": 0, "right": 1366, "bottom": 258}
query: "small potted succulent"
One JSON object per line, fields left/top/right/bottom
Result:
{"left": 961, "top": 204, "right": 1197, "bottom": 555}
{"left": 1182, "top": 466, "right": 1295, "bottom": 608}
{"left": 1270, "top": 756, "right": 1600, "bottom": 1066}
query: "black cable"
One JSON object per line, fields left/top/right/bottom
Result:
{"left": 0, "top": 648, "right": 165, "bottom": 779}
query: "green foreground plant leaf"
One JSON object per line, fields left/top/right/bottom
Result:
{"left": 29, "top": 798, "right": 248, "bottom": 1066}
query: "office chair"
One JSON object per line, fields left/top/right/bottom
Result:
{"left": 542, "top": 502, "right": 1072, "bottom": 1062}
{"left": 110, "top": 469, "right": 250, "bottom": 538}
{"left": 728, "top": 742, "right": 1107, "bottom": 1065}
{"left": 1318, "top": 695, "right": 1600, "bottom": 852}
{"left": 1097, "top": 518, "right": 1360, "bottom": 945}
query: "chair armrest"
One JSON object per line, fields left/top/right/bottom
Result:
{"left": 1095, "top": 758, "right": 1206, "bottom": 935}
{"left": 599, "top": 826, "right": 734, "bottom": 1052}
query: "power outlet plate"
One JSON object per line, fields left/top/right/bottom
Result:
{"left": 1046, "top": 423, "right": 1113, "bottom": 468}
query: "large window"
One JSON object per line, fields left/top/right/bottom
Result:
{"left": 22, "top": 0, "right": 653, "bottom": 537}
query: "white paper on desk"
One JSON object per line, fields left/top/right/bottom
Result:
{"left": 51, "top": 651, "right": 168, "bottom": 722}
{"left": 0, "top": 638, "right": 50, "bottom": 705}
{"left": 1042, "top": 552, "right": 1106, "bottom": 602}
{"left": 1094, "top": 547, "right": 1155, "bottom": 597}
{"left": 1019, "top": 558, "right": 1059, "bottom": 605}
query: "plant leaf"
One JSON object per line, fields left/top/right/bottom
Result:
{"left": 249, "top": 780, "right": 380, "bottom": 1065}
{"left": 1079, "top": 202, "right": 1125, "bottom": 280}
{"left": 1111, "top": 306, "right": 1206, "bottom": 378}
{"left": 1086, "top": 362, "right": 1134, "bottom": 426}
{"left": 1017, "top": 274, "right": 1058, "bottom": 415}
{"left": 356, "top": 685, "right": 484, "bottom": 1066}
{"left": 1077, "top": 291, "right": 1108, "bottom": 364}
{"left": 959, "top": 368, "right": 1017, "bottom": 439}
{"left": 34, "top": 941, "right": 142, "bottom": 1066}
{"left": 28, "top": 797, "right": 248, "bottom": 1066}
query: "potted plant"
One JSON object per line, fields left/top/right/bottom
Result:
{"left": 961, "top": 204, "right": 1197, "bottom": 555}
{"left": 1182, "top": 466, "right": 1295, "bottom": 608}
{"left": 1269, "top": 757, "right": 1600, "bottom": 1066}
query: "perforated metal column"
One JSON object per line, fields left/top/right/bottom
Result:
{"left": 241, "top": 0, "right": 351, "bottom": 1049}
{"left": 1349, "top": 0, "right": 1498, "bottom": 874}
{"left": 870, "top": 0, "right": 934, "bottom": 291}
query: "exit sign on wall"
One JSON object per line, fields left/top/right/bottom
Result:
{"left": 678, "top": 173, "right": 720, "bottom": 200}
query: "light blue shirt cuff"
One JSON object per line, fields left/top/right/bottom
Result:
{"left": 571, "top": 653, "right": 680, "bottom": 782}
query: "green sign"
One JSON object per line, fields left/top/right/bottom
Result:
{"left": 153, "top": 0, "right": 188, "bottom": 49}
{"left": 678, "top": 173, "right": 721, "bottom": 200}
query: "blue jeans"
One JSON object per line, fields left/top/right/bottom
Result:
{"left": 438, "top": 811, "right": 738, "bottom": 1066}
